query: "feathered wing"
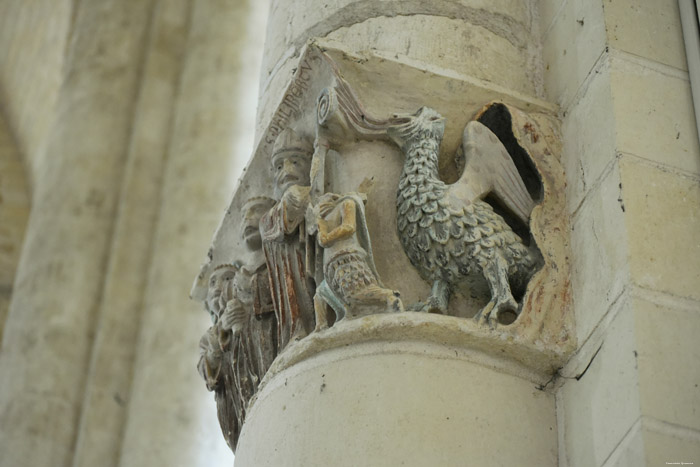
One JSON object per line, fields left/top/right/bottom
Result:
{"left": 446, "top": 121, "right": 534, "bottom": 225}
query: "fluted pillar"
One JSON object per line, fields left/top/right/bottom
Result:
{"left": 117, "top": 1, "right": 268, "bottom": 466}
{"left": 0, "top": 1, "right": 154, "bottom": 465}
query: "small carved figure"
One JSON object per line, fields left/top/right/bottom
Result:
{"left": 218, "top": 294, "right": 257, "bottom": 441}
{"left": 309, "top": 192, "right": 402, "bottom": 328}
{"left": 260, "top": 129, "right": 316, "bottom": 351}
{"left": 197, "top": 263, "right": 244, "bottom": 451}
{"left": 387, "top": 107, "right": 542, "bottom": 326}
{"left": 235, "top": 196, "right": 278, "bottom": 381}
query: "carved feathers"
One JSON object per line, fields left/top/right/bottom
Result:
{"left": 450, "top": 121, "right": 535, "bottom": 225}
{"left": 393, "top": 108, "right": 539, "bottom": 297}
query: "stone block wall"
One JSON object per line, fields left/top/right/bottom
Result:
{"left": 541, "top": 0, "right": 700, "bottom": 464}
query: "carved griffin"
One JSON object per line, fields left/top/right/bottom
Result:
{"left": 387, "top": 107, "right": 541, "bottom": 325}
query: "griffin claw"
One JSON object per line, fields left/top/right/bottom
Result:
{"left": 474, "top": 297, "right": 519, "bottom": 327}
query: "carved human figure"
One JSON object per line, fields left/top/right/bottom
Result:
{"left": 197, "top": 263, "right": 243, "bottom": 451}
{"left": 310, "top": 192, "right": 403, "bottom": 328}
{"left": 218, "top": 294, "right": 256, "bottom": 444}
{"left": 234, "top": 196, "right": 278, "bottom": 382}
{"left": 259, "top": 129, "right": 315, "bottom": 351}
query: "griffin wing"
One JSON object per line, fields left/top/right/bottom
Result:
{"left": 446, "top": 121, "right": 534, "bottom": 225}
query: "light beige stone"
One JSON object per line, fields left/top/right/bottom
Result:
{"left": 326, "top": 15, "right": 539, "bottom": 96}
{"left": 0, "top": 0, "right": 73, "bottom": 189}
{"left": 237, "top": 341, "right": 556, "bottom": 467}
{"left": 0, "top": 104, "right": 31, "bottom": 342}
{"left": 0, "top": 2, "right": 154, "bottom": 466}
{"left": 117, "top": 1, "right": 268, "bottom": 465}
{"left": 561, "top": 58, "right": 615, "bottom": 213}
{"left": 70, "top": 2, "right": 192, "bottom": 466}
{"left": 603, "top": 421, "right": 646, "bottom": 467}
{"left": 569, "top": 162, "right": 628, "bottom": 342}
{"left": 538, "top": 0, "right": 566, "bottom": 38}
{"left": 620, "top": 158, "right": 700, "bottom": 301}
{"left": 603, "top": 0, "right": 688, "bottom": 71}
{"left": 633, "top": 297, "right": 700, "bottom": 431}
{"left": 262, "top": 0, "right": 535, "bottom": 83}
{"left": 644, "top": 423, "right": 700, "bottom": 466}
{"left": 558, "top": 296, "right": 641, "bottom": 467}
{"left": 611, "top": 57, "right": 700, "bottom": 176}
{"left": 258, "top": 0, "right": 542, "bottom": 135}
{"left": 542, "top": 0, "right": 606, "bottom": 108}
{"left": 0, "top": 394, "right": 75, "bottom": 467}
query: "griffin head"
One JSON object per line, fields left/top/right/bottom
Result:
{"left": 387, "top": 107, "right": 446, "bottom": 151}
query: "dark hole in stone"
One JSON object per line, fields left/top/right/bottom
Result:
{"left": 478, "top": 103, "right": 547, "bottom": 306}
{"left": 477, "top": 103, "right": 544, "bottom": 202}
{"left": 498, "top": 309, "right": 518, "bottom": 326}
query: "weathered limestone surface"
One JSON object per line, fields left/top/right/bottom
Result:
{"left": 236, "top": 341, "right": 557, "bottom": 467}
{"left": 0, "top": 113, "right": 29, "bottom": 343}
{"left": 542, "top": 0, "right": 700, "bottom": 464}
{"left": 256, "top": 0, "right": 543, "bottom": 147}
{"left": 0, "top": 1, "right": 155, "bottom": 466}
{"left": 71, "top": 2, "right": 191, "bottom": 466}
{"left": 0, "top": 0, "right": 73, "bottom": 189}
{"left": 118, "top": 1, "right": 267, "bottom": 466}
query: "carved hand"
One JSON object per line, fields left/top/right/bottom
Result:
{"left": 198, "top": 327, "right": 223, "bottom": 390}
{"left": 282, "top": 186, "right": 312, "bottom": 233}
{"left": 220, "top": 299, "right": 248, "bottom": 334}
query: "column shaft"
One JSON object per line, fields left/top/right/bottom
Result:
{"left": 0, "top": 1, "right": 154, "bottom": 466}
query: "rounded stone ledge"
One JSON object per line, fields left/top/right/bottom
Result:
{"left": 236, "top": 328, "right": 557, "bottom": 467}
{"left": 258, "top": 312, "right": 564, "bottom": 397}
{"left": 262, "top": 0, "right": 534, "bottom": 83}
{"left": 325, "top": 15, "right": 539, "bottom": 96}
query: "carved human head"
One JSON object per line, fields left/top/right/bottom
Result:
{"left": 316, "top": 192, "right": 341, "bottom": 218}
{"left": 387, "top": 107, "right": 445, "bottom": 151}
{"left": 271, "top": 128, "right": 313, "bottom": 198}
{"left": 205, "top": 262, "right": 240, "bottom": 323}
{"left": 242, "top": 196, "right": 276, "bottom": 250}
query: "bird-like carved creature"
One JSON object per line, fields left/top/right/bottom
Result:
{"left": 387, "top": 107, "right": 541, "bottom": 326}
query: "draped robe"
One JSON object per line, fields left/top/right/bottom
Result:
{"left": 259, "top": 185, "right": 315, "bottom": 352}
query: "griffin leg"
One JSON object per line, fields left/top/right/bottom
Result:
{"left": 411, "top": 280, "right": 450, "bottom": 314}
{"left": 475, "top": 254, "right": 519, "bottom": 327}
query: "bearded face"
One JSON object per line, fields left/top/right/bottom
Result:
{"left": 205, "top": 266, "right": 237, "bottom": 322}
{"left": 272, "top": 151, "right": 311, "bottom": 198}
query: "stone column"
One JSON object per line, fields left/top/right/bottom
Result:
{"left": 117, "top": 1, "right": 268, "bottom": 466}
{"left": 0, "top": 112, "right": 29, "bottom": 342}
{"left": 541, "top": 0, "right": 700, "bottom": 465}
{"left": 196, "top": 1, "right": 571, "bottom": 465}
{"left": 0, "top": 1, "right": 154, "bottom": 466}
{"left": 71, "top": 2, "right": 191, "bottom": 465}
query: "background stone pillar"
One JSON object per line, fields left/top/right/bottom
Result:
{"left": 0, "top": 1, "right": 155, "bottom": 465}
{"left": 117, "top": 1, "right": 268, "bottom": 466}
{"left": 71, "top": 2, "right": 191, "bottom": 465}
{"left": 0, "top": 112, "right": 29, "bottom": 342}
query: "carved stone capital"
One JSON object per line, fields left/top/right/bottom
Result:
{"left": 192, "top": 41, "right": 575, "bottom": 451}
